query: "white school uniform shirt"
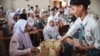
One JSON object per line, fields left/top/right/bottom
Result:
{"left": 54, "top": 12, "right": 60, "bottom": 22}
{"left": 66, "top": 13, "right": 100, "bottom": 49}
{"left": 43, "top": 16, "right": 61, "bottom": 40}
{"left": 54, "top": 12, "right": 65, "bottom": 23}
{"left": 27, "top": 17, "right": 35, "bottom": 27}
{"left": 39, "top": 9, "right": 45, "bottom": 18}
{"left": 7, "top": 12, "right": 16, "bottom": 28}
{"left": 64, "top": 7, "right": 72, "bottom": 16}
{"left": 9, "top": 19, "right": 33, "bottom": 56}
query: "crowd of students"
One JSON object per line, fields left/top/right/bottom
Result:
{"left": 6, "top": 3, "right": 76, "bottom": 56}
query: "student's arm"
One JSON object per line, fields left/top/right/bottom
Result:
{"left": 59, "top": 18, "right": 81, "bottom": 42}
{"left": 28, "top": 30, "right": 38, "bottom": 34}
{"left": 59, "top": 34, "right": 69, "bottom": 42}
{"left": 57, "top": 31, "right": 62, "bottom": 39}
{"left": 9, "top": 35, "right": 32, "bottom": 56}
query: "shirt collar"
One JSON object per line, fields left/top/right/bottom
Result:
{"left": 81, "top": 13, "right": 90, "bottom": 26}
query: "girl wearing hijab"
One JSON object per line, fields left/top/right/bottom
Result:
{"left": 7, "top": 12, "right": 16, "bottom": 29}
{"left": 34, "top": 5, "right": 40, "bottom": 14}
{"left": 15, "top": 8, "right": 20, "bottom": 19}
{"left": 15, "top": 9, "right": 20, "bottom": 16}
{"left": 9, "top": 19, "right": 39, "bottom": 56}
{"left": 43, "top": 16, "right": 61, "bottom": 40}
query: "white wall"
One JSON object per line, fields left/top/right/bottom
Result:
{"left": 0, "top": 0, "right": 53, "bottom": 10}
{"left": 0, "top": 0, "right": 13, "bottom": 10}
{"left": 89, "top": 0, "right": 100, "bottom": 15}
{"left": 13, "top": 0, "right": 53, "bottom": 10}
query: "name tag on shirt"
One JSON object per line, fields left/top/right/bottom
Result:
{"left": 86, "top": 30, "right": 93, "bottom": 41}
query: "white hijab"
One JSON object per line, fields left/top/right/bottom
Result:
{"left": 15, "top": 8, "right": 20, "bottom": 14}
{"left": 20, "top": 8, "right": 25, "bottom": 14}
{"left": 64, "top": 7, "right": 72, "bottom": 15}
{"left": 13, "top": 19, "right": 33, "bottom": 48}
{"left": 45, "top": 16, "right": 58, "bottom": 32}
{"left": 7, "top": 12, "right": 16, "bottom": 28}
{"left": 13, "top": 19, "right": 27, "bottom": 33}
{"left": 43, "top": 16, "right": 61, "bottom": 40}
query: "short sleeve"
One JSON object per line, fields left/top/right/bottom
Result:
{"left": 66, "top": 18, "right": 81, "bottom": 37}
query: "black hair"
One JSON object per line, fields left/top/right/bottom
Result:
{"left": 36, "top": 5, "right": 38, "bottom": 7}
{"left": 48, "top": 5, "right": 50, "bottom": 7}
{"left": 31, "top": 6, "right": 33, "bottom": 10}
{"left": 0, "top": 7, "right": 3, "bottom": 10}
{"left": 31, "top": 6, "right": 33, "bottom": 8}
{"left": 70, "top": 0, "right": 90, "bottom": 10}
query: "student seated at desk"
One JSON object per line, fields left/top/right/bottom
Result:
{"left": 0, "top": 6, "right": 6, "bottom": 16}
{"left": 34, "top": 15, "right": 44, "bottom": 29}
{"left": 43, "top": 16, "right": 61, "bottom": 40}
{"left": 9, "top": 19, "right": 39, "bottom": 56}
{"left": 27, "top": 11, "right": 35, "bottom": 27}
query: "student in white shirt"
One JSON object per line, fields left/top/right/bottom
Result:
{"left": 54, "top": 12, "right": 61, "bottom": 22}
{"left": 34, "top": 5, "right": 40, "bottom": 15}
{"left": 54, "top": 12, "right": 66, "bottom": 26}
{"left": 43, "top": 16, "right": 73, "bottom": 56}
{"left": 64, "top": 6, "right": 72, "bottom": 16}
{"left": 60, "top": 0, "right": 100, "bottom": 56}
{"left": 0, "top": 6, "right": 6, "bottom": 16}
{"left": 27, "top": 12, "right": 40, "bottom": 47}
{"left": 39, "top": 9, "right": 45, "bottom": 18}
{"left": 27, "top": 12, "right": 35, "bottom": 27}
{"left": 34, "top": 15, "right": 43, "bottom": 29}
{"left": 15, "top": 9, "right": 20, "bottom": 16}
{"left": 9, "top": 19, "right": 39, "bottom": 56}
{"left": 43, "top": 16, "right": 61, "bottom": 40}
{"left": 7, "top": 12, "right": 16, "bottom": 29}
{"left": 26, "top": 4, "right": 31, "bottom": 13}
